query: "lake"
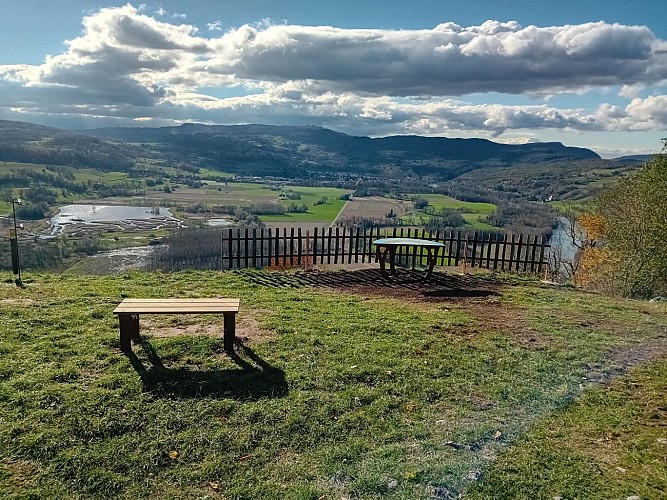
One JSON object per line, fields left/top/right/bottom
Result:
{"left": 47, "top": 204, "right": 177, "bottom": 236}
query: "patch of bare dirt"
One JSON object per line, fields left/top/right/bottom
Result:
{"left": 608, "top": 334, "right": 667, "bottom": 370}
{"left": 143, "top": 314, "right": 274, "bottom": 344}
{"left": 248, "top": 268, "right": 505, "bottom": 302}
{"left": 459, "top": 300, "right": 559, "bottom": 349}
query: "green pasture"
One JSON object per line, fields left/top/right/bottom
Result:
{"left": 0, "top": 161, "right": 52, "bottom": 172}
{"left": 419, "top": 193, "right": 497, "bottom": 215}
{"left": 259, "top": 200, "right": 345, "bottom": 223}
{"left": 0, "top": 270, "right": 665, "bottom": 498}
{"left": 205, "top": 183, "right": 348, "bottom": 222}
{"left": 72, "top": 169, "right": 131, "bottom": 185}
{"left": 415, "top": 194, "right": 496, "bottom": 215}
{"left": 199, "top": 167, "right": 235, "bottom": 179}
{"left": 262, "top": 186, "right": 349, "bottom": 223}
{"left": 405, "top": 194, "right": 497, "bottom": 231}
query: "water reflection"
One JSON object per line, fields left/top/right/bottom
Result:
{"left": 46, "top": 204, "right": 178, "bottom": 236}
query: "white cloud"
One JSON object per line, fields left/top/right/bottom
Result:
{"left": 208, "top": 20, "right": 223, "bottom": 32}
{"left": 0, "top": 4, "right": 666, "bottom": 146}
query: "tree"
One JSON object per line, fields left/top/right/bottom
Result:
{"left": 590, "top": 147, "right": 667, "bottom": 297}
{"left": 413, "top": 197, "right": 429, "bottom": 209}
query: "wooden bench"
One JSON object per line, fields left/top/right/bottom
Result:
{"left": 113, "top": 298, "right": 240, "bottom": 353}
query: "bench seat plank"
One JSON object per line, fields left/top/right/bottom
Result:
{"left": 114, "top": 298, "right": 240, "bottom": 315}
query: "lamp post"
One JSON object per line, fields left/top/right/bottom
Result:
{"left": 10, "top": 198, "right": 22, "bottom": 285}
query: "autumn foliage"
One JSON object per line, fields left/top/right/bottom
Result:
{"left": 576, "top": 148, "right": 667, "bottom": 298}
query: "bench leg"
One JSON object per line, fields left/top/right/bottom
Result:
{"left": 223, "top": 312, "right": 236, "bottom": 352}
{"left": 119, "top": 313, "right": 140, "bottom": 352}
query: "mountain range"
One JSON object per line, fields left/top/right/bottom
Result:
{"left": 0, "top": 119, "right": 601, "bottom": 181}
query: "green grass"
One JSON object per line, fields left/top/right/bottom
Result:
{"left": 0, "top": 161, "right": 51, "bottom": 172}
{"left": 199, "top": 167, "right": 235, "bottom": 179}
{"left": 199, "top": 183, "right": 348, "bottom": 222}
{"left": 468, "top": 360, "right": 667, "bottom": 499}
{"left": 405, "top": 194, "right": 498, "bottom": 231}
{"left": 72, "top": 169, "right": 131, "bottom": 185}
{"left": 261, "top": 186, "right": 349, "bottom": 223}
{"left": 0, "top": 271, "right": 665, "bottom": 498}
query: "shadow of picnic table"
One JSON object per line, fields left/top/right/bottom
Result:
{"left": 126, "top": 341, "right": 288, "bottom": 400}
{"left": 245, "top": 268, "right": 501, "bottom": 301}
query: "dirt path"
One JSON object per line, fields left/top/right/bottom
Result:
{"left": 328, "top": 200, "right": 350, "bottom": 228}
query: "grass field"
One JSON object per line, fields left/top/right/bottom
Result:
{"left": 0, "top": 161, "right": 52, "bottom": 172}
{"left": 199, "top": 167, "right": 235, "bottom": 179}
{"left": 407, "top": 194, "right": 497, "bottom": 231}
{"left": 109, "top": 184, "right": 350, "bottom": 224}
{"left": 0, "top": 269, "right": 665, "bottom": 498}
{"left": 261, "top": 186, "right": 349, "bottom": 223}
{"left": 72, "top": 169, "right": 131, "bottom": 185}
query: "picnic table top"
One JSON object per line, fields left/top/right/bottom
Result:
{"left": 373, "top": 237, "right": 445, "bottom": 247}
{"left": 113, "top": 298, "right": 240, "bottom": 315}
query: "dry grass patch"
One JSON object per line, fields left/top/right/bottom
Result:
{"left": 142, "top": 312, "right": 275, "bottom": 344}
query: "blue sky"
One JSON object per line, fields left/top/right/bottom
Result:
{"left": 1, "top": 0, "right": 667, "bottom": 157}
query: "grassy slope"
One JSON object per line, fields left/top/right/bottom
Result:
{"left": 261, "top": 186, "right": 349, "bottom": 223}
{"left": 469, "top": 359, "right": 667, "bottom": 499}
{"left": 406, "top": 194, "right": 497, "bottom": 231}
{"left": 0, "top": 271, "right": 665, "bottom": 498}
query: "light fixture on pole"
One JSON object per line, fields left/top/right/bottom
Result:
{"left": 10, "top": 198, "right": 23, "bottom": 285}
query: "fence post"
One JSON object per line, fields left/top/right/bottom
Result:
{"left": 297, "top": 227, "right": 302, "bottom": 267}
{"left": 493, "top": 233, "right": 501, "bottom": 270}
{"left": 471, "top": 231, "right": 479, "bottom": 268}
{"left": 244, "top": 228, "right": 249, "bottom": 269}
{"left": 462, "top": 233, "right": 468, "bottom": 274}
{"left": 313, "top": 227, "right": 319, "bottom": 265}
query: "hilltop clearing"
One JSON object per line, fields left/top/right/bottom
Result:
{"left": 0, "top": 269, "right": 665, "bottom": 498}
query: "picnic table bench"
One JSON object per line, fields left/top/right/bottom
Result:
{"left": 373, "top": 237, "right": 445, "bottom": 280}
{"left": 113, "top": 298, "right": 240, "bottom": 353}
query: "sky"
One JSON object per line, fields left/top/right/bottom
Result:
{"left": 1, "top": 1, "right": 667, "bottom": 158}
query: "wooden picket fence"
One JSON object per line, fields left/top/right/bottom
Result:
{"left": 212, "top": 226, "right": 549, "bottom": 274}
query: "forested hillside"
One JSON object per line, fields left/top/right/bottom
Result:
{"left": 81, "top": 122, "right": 600, "bottom": 179}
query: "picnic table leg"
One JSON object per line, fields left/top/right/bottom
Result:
{"left": 119, "top": 313, "right": 140, "bottom": 352}
{"left": 423, "top": 247, "right": 437, "bottom": 280}
{"left": 223, "top": 312, "right": 236, "bottom": 352}
{"left": 388, "top": 246, "right": 397, "bottom": 276}
{"left": 376, "top": 246, "right": 390, "bottom": 279}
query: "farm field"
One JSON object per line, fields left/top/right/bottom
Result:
{"left": 72, "top": 169, "right": 131, "bottom": 185}
{"left": 92, "top": 183, "right": 349, "bottom": 219}
{"left": 336, "top": 196, "right": 411, "bottom": 223}
{"left": 408, "top": 194, "right": 497, "bottom": 231}
{"left": 198, "top": 167, "right": 234, "bottom": 179}
{"left": 0, "top": 270, "right": 665, "bottom": 498}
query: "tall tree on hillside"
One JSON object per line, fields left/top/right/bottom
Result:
{"left": 591, "top": 144, "right": 667, "bottom": 297}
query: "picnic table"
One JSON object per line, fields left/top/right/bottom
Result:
{"left": 373, "top": 237, "right": 445, "bottom": 280}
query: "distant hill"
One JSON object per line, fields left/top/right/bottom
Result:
{"left": 1, "top": 118, "right": 602, "bottom": 181}
{"left": 80, "top": 122, "right": 600, "bottom": 179}
{"left": 610, "top": 154, "right": 656, "bottom": 164}
{"left": 0, "top": 119, "right": 146, "bottom": 171}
